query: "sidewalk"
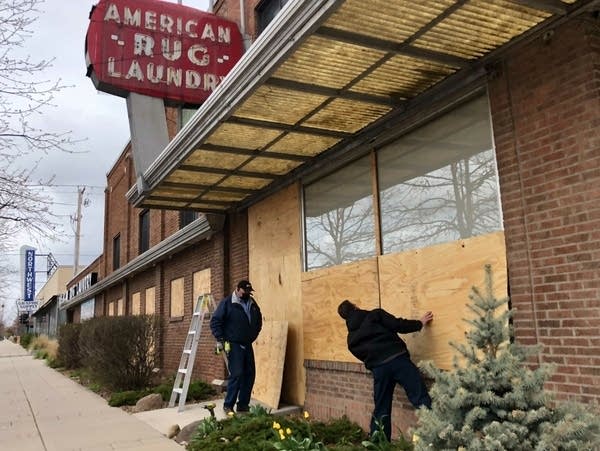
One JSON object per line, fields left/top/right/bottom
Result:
{"left": 0, "top": 339, "right": 182, "bottom": 451}
{"left": 0, "top": 339, "right": 300, "bottom": 450}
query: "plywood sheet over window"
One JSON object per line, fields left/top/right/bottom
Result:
{"left": 378, "top": 231, "right": 507, "bottom": 369}
{"left": 108, "top": 301, "right": 114, "bottom": 316}
{"left": 302, "top": 258, "right": 380, "bottom": 362}
{"left": 192, "top": 269, "right": 211, "bottom": 311}
{"left": 132, "top": 292, "right": 141, "bottom": 315}
{"left": 170, "top": 278, "right": 185, "bottom": 318}
{"left": 117, "top": 298, "right": 123, "bottom": 316}
{"left": 145, "top": 287, "right": 156, "bottom": 315}
{"left": 249, "top": 183, "right": 303, "bottom": 405}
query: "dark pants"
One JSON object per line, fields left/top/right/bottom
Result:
{"left": 371, "top": 353, "right": 431, "bottom": 441}
{"left": 224, "top": 342, "right": 256, "bottom": 410}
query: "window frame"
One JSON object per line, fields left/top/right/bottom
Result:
{"left": 112, "top": 233, "right": 121, "bottom": 271}
{"left": 139, "top": 209, "right": 150, "bottom": 254}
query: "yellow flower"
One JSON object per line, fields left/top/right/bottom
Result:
{"left": 279, "top": 429, "right": 286, "bottom": 440}
{"left": 303, "top": 411, "right": 310, "bottom": 419}
{"left": 286, "top": 428, "right": 292, "bottom": 435}
{"left": 272, "top": 421, "right": 281, "bottom": 430}
{"left": 412, "top": 434, "right": 420, "bottom": 443}
{"left": 227, "top": 411, "right": 234, "bottom": 417}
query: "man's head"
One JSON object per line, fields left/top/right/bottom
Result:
{"left": 236, "top": 280, "right": 254, "bottom": 300}
{"left": 338, "top": 300, "right": 356, "bottom": 319}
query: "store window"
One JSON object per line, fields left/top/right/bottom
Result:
{"left": 179, "top": 210, "right": 199, "bottom": 229}
{"left": 304, "top": 155, "right": 376, "bottom": 270}
{"left": 302, "top": 94, "right": 502, "bottom": 270}
{"left": 112, "top": 234, "right": 120, "bottom": 271}
{"left": 256, "top": 0, "right": 289, "bottom": 35}
{"left": 378, "top": 96, "right": 502, "bottom": 254}
{"left": 139, "top": 209, "right": 150, "bottom": 254}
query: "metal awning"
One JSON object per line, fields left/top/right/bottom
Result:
{"left": 129, "top": 0, "right": 587, "bottom": 213}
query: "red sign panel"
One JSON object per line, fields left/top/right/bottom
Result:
{"left": 85, "top": 0, "right": 244, "bottom": 105}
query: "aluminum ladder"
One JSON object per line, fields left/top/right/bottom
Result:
{"left": 169, "top": 292, "right": 214, "bottom": 412}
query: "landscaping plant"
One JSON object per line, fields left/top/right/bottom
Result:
{"left": 412, "top": 265, "right": 600, "bottom": 450}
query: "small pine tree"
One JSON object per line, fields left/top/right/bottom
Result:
{"left": 412, "top": 265, "right": 599, "bottom": 450}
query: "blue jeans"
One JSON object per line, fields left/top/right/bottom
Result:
{"left": 370, "top": 353, "right": 431, "bottom": 440}
{"left": 224, "top": 342, "right": 255, "bottom": 410}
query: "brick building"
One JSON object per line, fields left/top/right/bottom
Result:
{"left": 64, "top": 0, "right": 599, "bottom": 437}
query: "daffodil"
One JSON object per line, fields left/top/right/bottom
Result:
{"left": 272, "top": 421, "right": 281, "bottom": 430}
{"left": 286, "top": 427, "right": 292, "bottom": 435}
{"left": 303, "top": 411, "right": 310, "bottom": 419}
{"left": 279, "top": 429, "right": 286, "bottom": 440}
{"left": 412, "top": 434, "right": 420, "bottom": 443}
{"left": 227, "top": 411, "right": 234, "bottom": 417}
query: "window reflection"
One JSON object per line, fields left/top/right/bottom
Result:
{"left": 378, "top": 96, "right": 502, "bottom": 253}
{"left": 304, "top": 156, "right": 376, "bottom": 270}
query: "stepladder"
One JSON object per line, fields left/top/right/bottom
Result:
{"left": 169, "top": 292, "right": 214, "bottom": 412}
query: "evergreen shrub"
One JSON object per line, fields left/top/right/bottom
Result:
{"left": 413, "top": 265, "right": 600, "bottom": 450}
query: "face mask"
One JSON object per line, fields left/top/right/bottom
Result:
{"left": 241, "top": 292, "right": 250, "bottom": 301}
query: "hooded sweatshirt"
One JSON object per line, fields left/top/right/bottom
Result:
{"left": 345, "top": 308, "right": 423, "bottom": 369}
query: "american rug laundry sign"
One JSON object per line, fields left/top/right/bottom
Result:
{"left": 85, "top": 0, "right": 243, "bottom": 105}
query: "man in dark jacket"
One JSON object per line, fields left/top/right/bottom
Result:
{"left": 211, "top": 280, "right": 262, "bottom": 414}
{"left": 338, "top": 300, "right": 433, "bottom": 441}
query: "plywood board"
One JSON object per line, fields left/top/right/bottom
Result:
{"left": 145, "top": 287, "right": 155, "bottom": 315}
{"left": 302, "top": 258, "right": 380, "bottom": 362}
{"left": 117, "top": 298, "right": 123, "bottom": 316}
{"left": 378, "top": 231, "right": 507, "bottom": 370}
{"left": 170, "top": 278, "right": 184, "bottom": 317}
{"left": 249, "top": 183, "right": 304, "bottom": 405}
{"left": 193, "top": 269, "right": 211, "bottom": 312}
{"left": 132, "top": 292, "right": 141, "bottom": 315}
{"left": 108, "top": 301, "right": 114, "bottom": 317}
{"left": 253, "top": 320, "right": 288, "bottom": 409}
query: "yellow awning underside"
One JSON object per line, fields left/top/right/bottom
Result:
{"left": 138, "top": 0, "right": 579, "bottom": 213}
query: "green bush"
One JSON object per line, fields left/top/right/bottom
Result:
{"left": 78, "top": 315, "right": 160, "bottom": 391}
{"left": 109, "top": 389, "right": 152, "bottom": 407}
{"left": 187, "top": 410, "right": 408, "bottom": 451}
{"left": 57, "top": 323, "right": 82, "bottom": 369}
{"left": 20, "top": 333, "right": 34, "bottom": 349}
{"left": 187, "top": 380, "right": 217, "bottom": 401}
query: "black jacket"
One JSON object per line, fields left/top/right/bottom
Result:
{"left": 345, "top": 308, "right": 422, "bottom": 369}
{"left": 210, "top": 294, "right": 262, "bottom": 345}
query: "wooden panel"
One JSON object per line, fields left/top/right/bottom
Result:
{"left": 132, "top": 292, "right": 141, "bottom": 315}
{"left": 253, "top": 320, "right": 288, "bottom": 409}
{"left": 145, "top": 287, "right": 155, "bottom": 315}
{"left": 378, "top": 231, "right": 507, "bottom": 370}
{"left": 302, "top": 258, "right": 380, "bottom": 362}
{"left": 170, "top": 278, "right": 184, "bottom": 318}
{"left": 117, "top": 298, "right": 123, "bottom": 316}
{"left": 193, "top": 269, "right": 212, "bottom": 312}
{"left": 108, "top": 301, "right": 114, "bottom": 317}
{"left": 248, "top": 183, "right": 304, "bottom": 405}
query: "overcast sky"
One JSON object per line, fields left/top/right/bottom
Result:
{"left": 3, "top": 0, "right": 210, "bottom": 323}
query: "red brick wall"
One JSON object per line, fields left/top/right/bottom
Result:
{"left": 304, "top": 360, "right": 420, "bottom": 439}
{"left": 213, "top": 0, "right": 262, "bottom": 41}
{"left": 226, "top": 211, "right": 250, "bottom": 294}
{"left": 489, "top": 16, "right": 600, "bottom": 402}
{"left": 159, "top": 237, "right": 227, "bottom": 383}
{"left": 105, "top": 145, "right": 134, "bottom": 275}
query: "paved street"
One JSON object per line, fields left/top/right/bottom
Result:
{"left": 0, "top": 339, "right": 182, "bottom": 451}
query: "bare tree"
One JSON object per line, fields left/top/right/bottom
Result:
{"left": 305, "top": 150, "right": 501, "bottom": 269}
{"left": 0, "top": 0, "right": 76, "bottom": 300}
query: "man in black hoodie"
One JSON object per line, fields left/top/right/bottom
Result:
{"left": 338, "top": 300, "right": 433, "bottom": 441}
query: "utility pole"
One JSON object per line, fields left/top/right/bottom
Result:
{"left": 73, "top": 187, "right": 86, "bottom": 277}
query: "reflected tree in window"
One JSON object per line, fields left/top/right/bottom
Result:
{"left": 304, "top": 156, "right": 375, "bottom": 270}
{"left": 380, "top": 149, "right": 501, "bottom": 254}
